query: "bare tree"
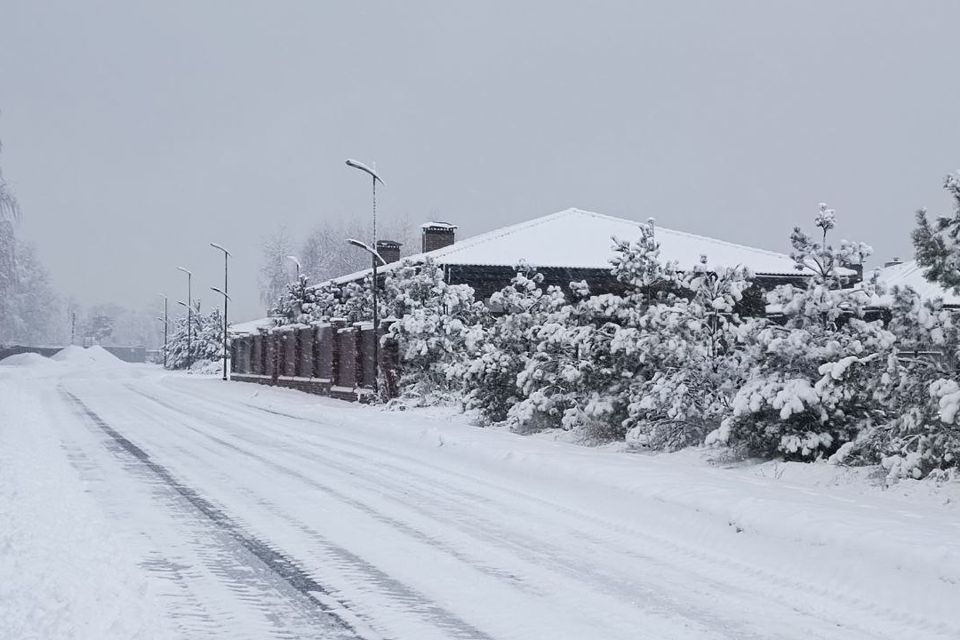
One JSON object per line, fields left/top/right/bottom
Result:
{"left": 0, "top": 139, "right": 20, "bottom": 222}
{"left": 299, "top": 215, "right": 417, "bottom": 284}
{"left": 258, "top": 227, "right": 295, "bottom": 312}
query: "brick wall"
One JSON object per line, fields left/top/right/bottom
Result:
{"left": 231, "top": 320, "right": 395, "bottom": 402}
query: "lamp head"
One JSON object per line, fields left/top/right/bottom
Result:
{"left": 345, "top": 158, "right": 384, "bottom": 185}
{"left": 210, "top": 242, "right": 231, "bottom": 256}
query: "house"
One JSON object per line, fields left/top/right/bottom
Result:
{"left": 229, "top": 208, "right": 855, "bottom": 398}
{"left": 321, "top": 208, "right": 822, "bottom": 304}
{"left": 874, "top": 259, "right": 960, "bottom": 308}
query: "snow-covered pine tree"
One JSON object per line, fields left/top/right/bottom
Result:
{"left": 854, "top": 173, "right": 960, "bottom": 478}
{"left": 382, "top": 258, "right": 485, "bottom": 405}
{"left": 165, "top": 303, "right": 224, "bottom": 371}
{"left": 304, "top": 281, "right": 344, "bottom": 324}
{"left": 624, "top": 256, "right": 754, "bottom": 450}
{"left": 836, "top": 285, "right": 960, "bottom": 478}
{"left": 504, "top": 280, "right": 585, "bottom": 433}
{"left": 708, "top": 204, "right": 893, "bottom": 460}
{"left": 575, "top": 220, "right": 685, "bottom": 441}
{"left": 337, "top": 276, "right": 375, "bottom": 324}
{"left": 508, "top": 220, "right": 690, "bottom": 441}
{"left": 271, "top": 273, "right": 315, "bottom": 326}
{"left": 458, "top": 264, "right": 562, "bottom": 424}
{"left": 912, "top": 172, "right": 960, "bottom": 293}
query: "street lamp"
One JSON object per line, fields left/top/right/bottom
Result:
{"left": 346, "top": 159, "right": 385, "bottom": 394}
{"left": 345, "top": 237, "right": 386, "bottom": 395}
{"left": 210, "top": 243, "right": 231, "bottom": 381}
{"left": 157, "top": 293, "right": 168, "bottom": 368}
{"left": 346, "top": 238, "right": 386, "bottom": 267}
{"left": 286, "top": 255, "right": 301, "bottom": 280}
{"left": 210, "top": 286, "right": 230, "bottom": 380}
{"left": 177, "top": 266, "right": 193, "bottom": 369}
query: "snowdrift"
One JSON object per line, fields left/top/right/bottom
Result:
{"left": 0, "top": 352, "right": 56, "bottom": 367}
{"left": 86, "top": 345, "right": 124, "bottom": 365}
{"left": 50, "top": 345, "right": 90, "bottom": 362}
{"left": 51, "top": 345, "right": 125, "bottom": 367}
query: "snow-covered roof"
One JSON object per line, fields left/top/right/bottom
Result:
{"left": 228, "top": 317, "right": 275, "bottom": 336}
{"left": 874, "top": 259, "right": 960, "bottom": 307}
{"left": 326, "top": 208, "right": 808, "bottom": 287}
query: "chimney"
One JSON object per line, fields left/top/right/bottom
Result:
{"left": 884, "top": 257, "right": 903, "bottom": 268}
{"left": 376, "top": 240, "right": 402, "bottom": 265}
{"left": 421, "top": 221, "right": 457, "bottom": 253}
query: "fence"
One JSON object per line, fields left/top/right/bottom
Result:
{"left": 229, "top": 320, "right": 399, "bottom": 401}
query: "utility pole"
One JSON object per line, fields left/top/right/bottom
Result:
{"left": 210, "top": 243, "right": 231, "bottom": 381}
{"left": 346, "top": 159, "right": 385, "bottom": 395}
{"left": 177, "top": 267, "right": 193, "bottom": 369}
{"left": 158, "top": 294, "right": 168, "bottom": 368}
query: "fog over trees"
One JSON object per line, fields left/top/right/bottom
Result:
{"left": 0, "top": 138, "right": 163, "bottom": 348}
{"left": 258, "top": 216, "right": 415, "bottom": 313}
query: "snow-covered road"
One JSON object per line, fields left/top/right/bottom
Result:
{"left": 2, "top": 356, "right": 959, "bottom": 640}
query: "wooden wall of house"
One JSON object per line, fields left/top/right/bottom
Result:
{"left": 444, "top": 263, "right": 803, "bottom": 318}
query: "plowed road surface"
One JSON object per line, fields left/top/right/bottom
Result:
{"left": 2, "top": 359, "right": 958, "bottom": 639}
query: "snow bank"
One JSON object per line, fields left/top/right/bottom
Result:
{"left": 0, "top": 352, "right": 55, "bottom": 367}
{"left": 0, "top": 384, "right": 172, "bottom": 639}
{"left": 86, "top": 345, "right": 124, "bottom": 365}
{"left": 51, "top": 345, "right": 125, "bottom": 367}
{"left": 50, "top": 345, "right": 90, "bottom": 362}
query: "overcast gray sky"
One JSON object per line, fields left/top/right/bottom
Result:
{"left": 2, "top": 0, "right": 959, "bottom": 321}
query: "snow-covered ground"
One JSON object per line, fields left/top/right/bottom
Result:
{"left": 2, "top": 349, "right": 959, "bottom": 639}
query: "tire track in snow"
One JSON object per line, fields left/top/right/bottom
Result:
{"left": 128, "top": 385, "right": 537, "bottom": 591}
{"left": 61, "top": 389, "right": 377, "bottom": 640}
{"left": 109, "top": 386, "right": 507, "bottom": 640}
{"left": 154, "top": 381, "right": 960, "bottom": 640}
{"left": 127, "top": 386, "right": 762, "bottom": 638}
{"left": 125, "top": 384, "right": 866, "bottom": 640}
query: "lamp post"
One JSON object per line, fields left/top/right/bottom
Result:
{"left": 210, "top": 286, "right": 230, "bottom": 380}
{"left": 346, "top": 159, "right": 385, "bottom": 394}
{"left": 157, "top": 293, "right": 168, "bottom": 368}
{"left": 177, "top": 266, "right": 192, "bottom": 369}
{"left": 286, "top": 255, "right": 301, "bottom": 280}
{"left": 210, "top": 243, "right": 231, "bottom": 381}
{"left": 346, "top": 238, "right": 386, "bottom": 394}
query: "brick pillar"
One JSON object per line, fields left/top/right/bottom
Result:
{"left": 330, "top": 319, "right": 346, "bottom": 385}
{"left": 251, "top": 334, "right": 263, "bottom": 375}
{"left": 316, "top": 324, "right": 334, "bottom": 380}
{"left": 298, "top": 327, "right": 315, "bottom": 378}
{"left": 283, "top": 330, "right": 297, "bottom": 377}
{"left": 265, "top": 334, "right": 278, "bottom": 383}
{"left": 358, "top": 322, "right": 376, "bottom": 390}
{"left": 336, "top": 325, "right": 358, "bottom": 389}
{"left": 230, "top": 339, "right": 241, "bottom": 374}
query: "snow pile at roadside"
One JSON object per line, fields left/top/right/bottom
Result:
{"left": 51, "top": 345, "right": 126, "bottom": 367}
{"left": 188, "top": 359, "right": 223, "bottom": 376}
{"left": 86, "top": 345, "right": 124, "bottom": 365}
{"left": 0, "top": 384, "right": 173, "bottom": 640}
{"left": 50, "top": 345, "right": 90, "bottom": 362}
{"left": 0, "top": 352, "right": 57, "bottom": 367}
